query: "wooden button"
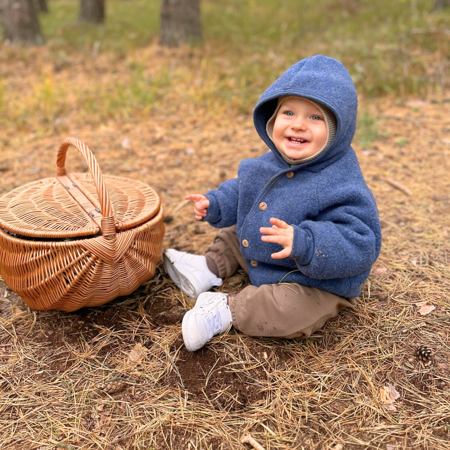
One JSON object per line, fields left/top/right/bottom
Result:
{"left": 242, "top": 239, "right": 249, "bottom": 248}
{"left": 250, "top": 260, "right": 258, "bottom": 267}
{"left": 286, "top": 171, "right": 294, "bottom": 178}
{"left": 259, "top": 202, "right": 267, "bottom": 210}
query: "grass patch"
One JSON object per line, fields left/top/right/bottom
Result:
{"left": 1, "top": 0, "right": 450, "bottom": 129}
{"left": 30, "top": 0, "right": 450, "bottom": 99}
{"left": 40, "top": 0, "right": 160, "bottom": 53}
{"left": 355, "top": 110, "right": 379, "bottom": 148}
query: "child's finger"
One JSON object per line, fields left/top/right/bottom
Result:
{"left": 270, "top": 217, "right": 289, "bottom": 228}
{"left": 271, "top": 248, "right": 291, "bottom": 259}
{"left": 185, "top": 194, "right": 206, "bottom": 202}
{"left": 261, "top": 234, "right": 288, "bottom": 246}
{"left": 260, "top": 226, "right": 288, "bottom": 236}
{"left": 194, "top": 209, "right": 207, "bottom": 217}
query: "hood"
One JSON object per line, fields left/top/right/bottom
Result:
{"left": 253, "top": 55, "right": 358, "bottom": 167}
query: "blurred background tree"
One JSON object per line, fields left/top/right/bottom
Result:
{"left": 1, "top": 0, "right": 43, "bottom": 44}
{"left": 434, "top": 0, "right": 450, "bottom": 9}
{"left": 78, "top": 0, "right": 105, "bottom": 23}
{"left": 35, "top": 0, "right": 48, "bottom": 13}
{"left": 160, "top": 0, "right": 202, "bottom": 47}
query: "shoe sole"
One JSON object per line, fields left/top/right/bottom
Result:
{"left": 181, "top": 311, "right": 198, "bottom": 351}
{"left": 163, "top": 251, "right": 198, "bottom": 299}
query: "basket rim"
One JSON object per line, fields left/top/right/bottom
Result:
{"left": 0, "top": 173, "right": 161, "bottom": 239}
{"left": 0, "top": 205, "right": 163, "bottom": 246}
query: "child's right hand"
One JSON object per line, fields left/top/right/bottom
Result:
{"left": 185, "top": 194, "right": 210, "bottom": 221}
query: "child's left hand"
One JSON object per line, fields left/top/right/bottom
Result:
{"left": 260, "top": 218, "right": 294, "bottom": 259}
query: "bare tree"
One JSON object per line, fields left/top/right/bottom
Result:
{"left": 434, "top": 0, "right": 450, "bottom": 10}
{"left": 78, "top": 0, "right": 105, "bottom": 24}
{"left": 35, "top": 0, "right": 48, "bottom": 13}
{"left": 160, "top": 0, "right": 202, "bottom": 47}
{"left": 1, "top": 0, "right": 44, "bottom": 45}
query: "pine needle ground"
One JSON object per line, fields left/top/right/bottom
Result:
{"left": 1, "top": 26, "right": 450, "bottom": 450}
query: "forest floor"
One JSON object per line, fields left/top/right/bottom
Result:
{"left": 1, "top": 44, "right": 450, "bottom": 450}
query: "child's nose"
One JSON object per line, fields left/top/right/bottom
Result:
{"left": 291, "top": 116, "right": 307, "bottom": 130}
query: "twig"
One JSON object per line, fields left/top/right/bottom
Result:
{"left": 410, "top": 27, "right": 450, "bottom": 36}
{"left": 172, "top": 199, "right": 191, "bottom": 213}
{"left": 48, "top": 440, "right": 76, "bottom": 450}
{"left": 383, "top": 177, "right": 412, "bottom": 196}
{"left": 382, "top": 114, "right": 422, "bottom": 127}
{"left": 241, "top": 434, "right": 266, "bottom": 450}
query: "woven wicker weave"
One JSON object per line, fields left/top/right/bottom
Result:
{"left": 0, "top": 138, "right": 164, "bottom": 312}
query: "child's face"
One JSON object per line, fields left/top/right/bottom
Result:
{"left": 272, "top": 97, "right": 328, "bottom": 161}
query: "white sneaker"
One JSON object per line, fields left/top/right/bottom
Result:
{"left": 163, "top": 249, "right": 222, "bottom": 299}
{"left": 182, "top": 292, "right": 232, "bottom": 351}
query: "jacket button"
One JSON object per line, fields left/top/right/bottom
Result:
{"left": 242, "top": 239, "right": 249, "bottom": 247}
{"left": 286, "top": 171, "right": 294, "bottom": 178}
{"left": 259, "top": 202, "right": 267, "bottom": 210}
{"left": 250, "top": 260, "right": 258, "bottom": 267}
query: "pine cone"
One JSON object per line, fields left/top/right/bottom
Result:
{"left": 415, "top": 345, "right": 432, "bottom": 366}
{"left": 99, "top": 379, "right": 127, "bottom": 395}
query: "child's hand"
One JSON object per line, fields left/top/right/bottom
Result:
{"left": 185, "top": 194, "right": 210, "bottom": 221}
{"left": 260, "top": 217, "right": 294, "bottom": 259}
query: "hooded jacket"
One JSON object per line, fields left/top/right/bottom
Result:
{"left": 203, "top": 55, "right": 381, "bottom": 298}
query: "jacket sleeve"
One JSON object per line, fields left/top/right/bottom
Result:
{"left": 203, "top": 177, "right": 240, "bottom": 228}
{"left": 290, "top": 186, "right": 381, "bottom": 279}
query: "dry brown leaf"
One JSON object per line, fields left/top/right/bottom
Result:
{"left": 11, "top": 305, "right": 25, "bottom": 318}
{"left": 127, "top": 343, "right": 147, "bottom": 365}
{"left": 415, "top": 302, "right": 435, "bottom": 316}
{"left": 380, "top": 384, "right": 400, "bottom": 411}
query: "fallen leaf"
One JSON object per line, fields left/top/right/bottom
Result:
{"left": 11, "top": 305, "right": 26, "bottom": 319}
{"left": 330, "top": 444, "right": 343, "bottom": 450}
{"left": 373, "top": 266, "right": 388, "bottom": 276}
{"left": 380, "top": 384, "right": 400, "bottom": 411}
{"left": 415, "top": 302, "right": 435, "bottom": 316}
{"left": 127, "top": 343, "right": 147, "bottom": 365}
{"left": 120, "top": 138, "right": 131, "bottom": 148}
{"left": 406, "top": 99, "right": 428, "bottom": 108}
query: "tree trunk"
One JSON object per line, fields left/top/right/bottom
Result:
{"left": 78, "top": 0, "right": 105, "bottom": 24}
{"left": 434, "top": 0, "right": 450, "bottom": 10}
{"left": 160, "top": 0, "right": 202, "bottom": 47}
{"left": 35, "top": 0, "right": 48, "bottom": 13}
{"left": 1, "top": 0, "right": 44, "bottom": 45}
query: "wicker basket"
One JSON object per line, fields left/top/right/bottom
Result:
{"left": 0, "top": 137, "right": 164, "bottom": 312}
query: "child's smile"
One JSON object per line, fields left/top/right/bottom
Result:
{"left": 272, "top": 97, "right": 328, "bottom": 161}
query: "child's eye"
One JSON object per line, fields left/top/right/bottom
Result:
{"left": 311, "top": 115, "right": 323, "bottom": 121}
{"left": 283, "top": 111, "right": 294, "bottom": 116}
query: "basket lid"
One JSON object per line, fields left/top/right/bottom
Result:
{"left": 0, "top": 138, "right": 162, "bottom": 240}
{"left": 0, "top": 173, "right": 160, "bottom": 239}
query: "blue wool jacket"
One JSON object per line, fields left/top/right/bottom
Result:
{"left": 203, "top": 55, "right": 381, "bottom": 298}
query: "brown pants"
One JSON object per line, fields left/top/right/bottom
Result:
{"left": 206, "top": 226, "right": 356, "bottom": 339}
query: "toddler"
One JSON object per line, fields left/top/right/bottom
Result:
{"left": 164, "top": 55, "right": 381, "bottom": 351}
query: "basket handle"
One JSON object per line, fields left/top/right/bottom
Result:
{"left": 57, "top": 137, "right": 116, "bottom": 238}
